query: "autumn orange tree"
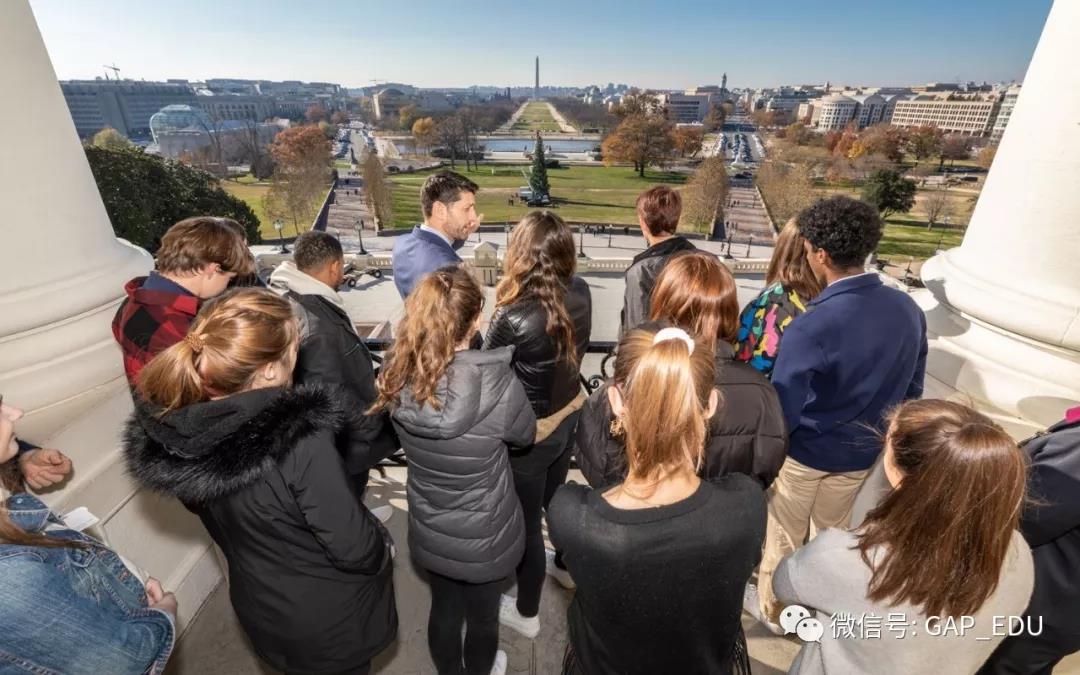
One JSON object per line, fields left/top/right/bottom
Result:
{"left": 602, "top": 114, "right": 674, "bottom": 176}
{"left": 411, "top": 117, "right": 437, "bottom": 154}
{"left": 672, "top": 126, "right": 705, "bottom": 157}
{"left": 268, "top": 125, "right": 331, "bottom": 233}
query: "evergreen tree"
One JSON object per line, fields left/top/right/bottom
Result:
{"left": 529, "top": 131, "right": 550, "bottom": 197}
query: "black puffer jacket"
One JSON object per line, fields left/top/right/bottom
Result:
{"left": 576, "top": 343, "right": 788, "bottom": 489}
{"left": 391, "top": 347, "right": 536, "bottom": 583}
{"left": 122, "top": 387, "right": 397, "bottom": 675}
{"left": 621, "top": 236, "right": 698, "bottom": 334}
{"left": 484, "top": 276, "right": 592, "bottom": 417}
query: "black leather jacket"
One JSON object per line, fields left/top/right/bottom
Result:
{"left": 484, "top": 276, "right": 592, "bottom": 417}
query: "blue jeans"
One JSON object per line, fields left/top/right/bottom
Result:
{"left": 0, "top": 494, "right": 175, "bottom": 674}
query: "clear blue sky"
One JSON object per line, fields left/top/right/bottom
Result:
{"left": 29, "top": 0, "right": 1051, "bottom": 89}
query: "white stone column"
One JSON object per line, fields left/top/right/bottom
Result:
{"left": 0, "top": 0, "right": 222, "bottom": 632}
{"left": 918, "top": 0, "right": 1080, "bottom": 434}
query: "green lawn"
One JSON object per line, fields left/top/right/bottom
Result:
{"left": 510, "top": 101, "right": 563, "bottom": 133}
{"left": 878, "top": 222, "right": 964, "bottom": 261}
{"left": 388, "top": 164, "right": 693, "bottom": 230}
{"left": 221, "top": 179, "right": 327, "bottom": 240}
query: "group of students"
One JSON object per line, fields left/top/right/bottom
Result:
{"left": 0, "top": 170, "right": 1077, "bottom": 675}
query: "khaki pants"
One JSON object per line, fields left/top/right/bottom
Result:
{"left": 757, "top": 456, "right": 870, "bottom": 622}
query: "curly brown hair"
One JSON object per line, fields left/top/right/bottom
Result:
{"left": 371, "top": 266, "right": 484, "bottom": 412}
{"left": 495, "top": 211, "right": 578, "bottom": 364}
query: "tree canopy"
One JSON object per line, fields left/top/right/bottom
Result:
{"left": 85, "top": 146, "right": 260, "bottom": 253}
{"left": 861, "top": 168, "right": 917, "bottom": 220}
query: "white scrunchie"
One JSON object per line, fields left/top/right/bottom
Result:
{"left": 652, "top": 327, "right": 695, "bottom": 354}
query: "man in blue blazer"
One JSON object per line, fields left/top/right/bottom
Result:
{"left": 750, "top": 196, "right": 928, "bottom": 628}
{"left": 392, "top": 171, "right": 481, "bottom": 298}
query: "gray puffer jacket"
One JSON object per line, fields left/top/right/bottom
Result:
{"left": 391, "top": 346, "right": 536, "bottom": 583}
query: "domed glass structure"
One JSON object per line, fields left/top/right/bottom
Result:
{"left": 149, "top": 104, "right": 211, "bottom": 143}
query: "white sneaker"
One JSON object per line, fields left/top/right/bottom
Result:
{"left": 489, "top": 649, "right": 508, "bottom": 675}
{"left": 498, "top": 594, "right": 540, "bottom": 639}
{"left": 369, "top": 505, "right": 393, "bottom": 523}
{"left": 545, "top": 548, "right": 576, "bottom": 590}
{"left": 743, "top": 583, "right": 783, "bottom": 636}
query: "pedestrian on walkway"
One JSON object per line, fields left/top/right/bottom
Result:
{"left": 775, "top": 399, "right": 1033, "bottom": 675}
{"left": 372, "top": 266, "right": 535, "bottom": 675}
{"left": 734, "top": 220, "right": 823, "bottom": 377}
{"left": 747, "top": 196, "right": 927, "bottom": 629}
{"left": 549, "top": 325, "right": 766, "bottom": 675}
{"left": 484, "top": 211, "right": 592, "bottom": 637}
{"left": 125, "top": 289, "right": 397, "bottom": 675}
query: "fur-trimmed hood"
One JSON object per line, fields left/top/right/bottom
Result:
{"left": 122, "top": 385, "right": 346, "bottom": 504}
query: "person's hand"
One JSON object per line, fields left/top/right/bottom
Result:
{"left": 19, "top": 448, "right": 73, "bottom": 490}
{"left": 145, "top": 577, "right": 178, "bottom": 619}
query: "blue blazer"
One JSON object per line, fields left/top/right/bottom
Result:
{"left": 771, "top": 274, "right": 927, "bottom": 472}
{"left": 391, "top": 226, "right": 463, "bottom": 298}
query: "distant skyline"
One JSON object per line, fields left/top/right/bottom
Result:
{"left": 29, "top": 0, "right": 1051, "bottom": 90}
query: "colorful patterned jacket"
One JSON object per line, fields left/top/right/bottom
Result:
{"left": 734, "top": 282, "right": 808, "bottom": 378}
{"left": 111, "top": 277, "right": 199, "bottom": 387}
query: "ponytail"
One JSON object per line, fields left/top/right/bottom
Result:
{"left": 137, "top": 289, "right": 297, "bottom": 414}
{"left": 371, "top": 266, "right": 483, "bottom": 412}
{"left": 613, "top": 324, "right": 716, "bottom": 486}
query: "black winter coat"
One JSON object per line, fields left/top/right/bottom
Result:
{"left": 620, "top": 236, "right": 698, "bottom": 334}
{"left": 576, "top": 343, "right": 787, "bottom": 489}
{"left": 982, "top": 417, "right": 1080, "bottom": 671}
{"left": 391, "top": 347, "right": 536, "bottom": 583}
{"left": 122, "top": 387, "right": 397, "bottom": 675}
{"left": 287, "top": 291, "right": 398, "bottom": 474}
{"left": 484, "top": 276, "right": 592, "bottom": 417}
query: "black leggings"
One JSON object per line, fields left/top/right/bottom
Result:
{"left": 511, "top": 412, "right": 578, "bottom": 618}
{"left": 426, "top": 571, "right": 502, "bottom": 675}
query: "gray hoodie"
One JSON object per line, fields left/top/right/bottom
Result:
{"left": 392, "top": 347, "right": 536, "bottom": 583}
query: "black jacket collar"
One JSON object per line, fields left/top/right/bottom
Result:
{"left": 123, "top": 386, "right": 345, "bottom": 504}
{"left": 631, "top": 236, "right": 697, "bottom": 266}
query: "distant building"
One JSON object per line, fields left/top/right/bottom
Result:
{"left": 653, "top": 92, "right": 710, "bottom": 123}
{"left": 147, "top": 104, "right": 279, "bottom": 161}
{"left": 889, "top": 95, "right": 1002, "bottom": 137}
{"left": 810, "top": 94, "right": 858, "bottom": 131}
{"left": 194, "top": 92, "right": 274, "bottom": 122}
{"left": 990, "top": 85, "right": 1021, "bottom": 145}
{"left": 60, "top": 79, "right": 198, "bottom": 139}
{"left": 850, "top": 93, "right": 887, "bottom": 128}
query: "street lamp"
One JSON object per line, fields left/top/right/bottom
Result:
{"left": 273, "top": 219, "right": 289, "bottom": 254}
{"left": 355, "top": 218, "right": 368, "bottom": 255}
{"left": 577, "top": 225, "right": 587, "bottom": 258}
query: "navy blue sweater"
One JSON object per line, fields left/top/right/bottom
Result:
{"left": 771, "top": 274, "right": 927, "bottom": 472}
{"left": 391, "top": 225, "right": 462, "bottom": 298}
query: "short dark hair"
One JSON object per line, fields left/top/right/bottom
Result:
{"left": 293, "top": 231, "right": 344, "bottom": 272}
{"left": 156, "top": 217, "right": 254, "bottom": 277}
{"left": 796, "top": 196, "right": 882, "bottom": 268}
{"left": 636, "top": 186, "right": 682, "bottom": 237}
{"left": 420, "top": 171, "right": 479, "bottom": 218}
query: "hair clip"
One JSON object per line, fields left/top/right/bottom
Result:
{"left": 652, "top": 327, "right": 695, "bottom": 354}
{"left": 185, "top": 332, "right": 206, "bottom": 354}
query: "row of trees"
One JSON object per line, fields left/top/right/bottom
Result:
{"left": 599, "top": 91, "right": 712, "bottom": 176}
{"left": 263, "top": 125, "right": 332, "bottom": 235}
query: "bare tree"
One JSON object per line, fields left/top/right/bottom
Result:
{"left": 755, "top": 161, "right": 816, "bottom": 226}
{"left": 922, "top": 187, "right": 951, "bottom": 230}
{"left": 681, "top": 156, "right": 728, "bottom": 234}
{"left": 362, "top": 151, "right": 394, "bottom": 229}
{"left": 436, "top": 116, "right": 465, "bottom": 169}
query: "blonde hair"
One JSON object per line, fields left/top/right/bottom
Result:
{"left": 767, "top": 219, "right": 823, "bottom": 301}
{"left": 613, "top": 325, "right": 716, "bottom": 490}
{"left": 137, "top": 288, "right": 297, "bottom": 413}
{"left": 495, "top": 211, "right": 578, "bottom": 363}
{"left": 371, "top": 266, "right": 483, "bottom": 412}
{"left": 650, "top": 251, "right": 740, "bottom": 349}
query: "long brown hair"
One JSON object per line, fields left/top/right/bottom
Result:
{"left": 767, "top": 219, "right": 823, "bottom": 301}
{"left": 371, "top": 266, "right": 484, "bottom": 412}
{"left": 138, "top": 288, "right": 297, "bottom": 413}
{"left": 650, "top": 251, "right": 740, "bottom": 350}
{"left": 0, "top": 462, "right": 77, "bottom": 548}
{"left": 156, "top": 216, "right": 254, "bottom": 276}
{"left": 613, "top": 325, "right": 716, "bottom": 490}
{"left": 496, "top": 211, "right": 578, "bottom": 363}
{"left": 858, "top": 399, "right": 1028, "bottom": 618}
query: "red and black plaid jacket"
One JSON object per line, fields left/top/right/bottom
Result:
{"left": 112, "top": 277, "right": 199, "bottom": 387}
